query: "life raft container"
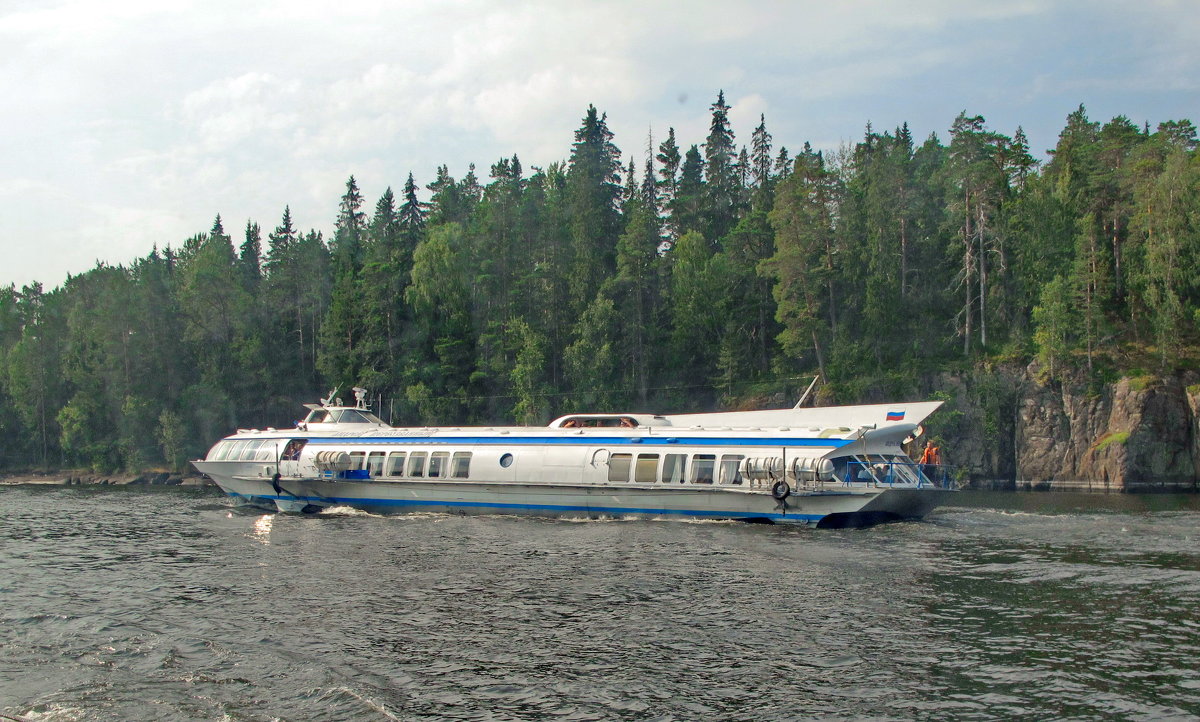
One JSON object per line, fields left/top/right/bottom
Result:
{"left": 313, "top": 450, "right": 351, "bottom": 472}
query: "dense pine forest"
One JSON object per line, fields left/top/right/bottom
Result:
{"left": 1, "top": 93, "right": 1197, "bottom": 473}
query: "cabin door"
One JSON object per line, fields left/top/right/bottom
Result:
{"left": 279, "top": 439, "right": 308, "bottom": 478}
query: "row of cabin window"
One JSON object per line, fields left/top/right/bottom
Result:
{"left": 208, "top": 439, "right": 277, "bottom": 462}
{"left": 608, "top": 453, "right": 745, "bottom": 485}
{"left": 347, "top": 450, "right": 471, "bottom": 479}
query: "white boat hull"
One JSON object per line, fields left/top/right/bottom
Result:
{"left": 196, "top": 467, "right": 951, "bottom": 528}
{"left": 192, "top": 397, "right": 956, "bottom": 528}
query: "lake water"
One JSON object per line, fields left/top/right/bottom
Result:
{"left": 2, "top": 485, "right": 1198, "bottom": 721}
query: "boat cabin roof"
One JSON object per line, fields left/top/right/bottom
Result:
{"left": 548, "top": 414, "right": 669, "bottom": 429}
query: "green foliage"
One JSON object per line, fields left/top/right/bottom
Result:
{"left": 157, "top": 409, "right": 186, "bottom": 472}
{"left": 923, "top": 390, "right": 965, "bottom": 442}
{"left": 1127, "top": 374, "right": 1155, "bottom": 392}
{"left": 401, "top": 223, "right": 477, "bottom": 424}
{"left": 1032, "top": 275, "right": 1073, "bottom": 381}
{"left": 971, "top": 370, "right": 1015, "bottom": 442}
{"left": 763, "top": 146, "right": 836, "bottom": 375}
{"left": 1094, "top": 431, "right": 1130, "bottom": 452}
{"left": 58, "top": 388, "right": 118, "bottom": 472}
{"left": 509, "top": 318, "right": 550, "bottom": 424}
{"left": 1, "top": 100, "right": 1197, "bottom": 473}
{"left": 668, "top": 231, "right": 726, "bottom": 383}
{"left": 704, "top": 90, "right": 741, "bottom": 241}
{"left": 564, "top": 293, "right": 621, "bottom": 410}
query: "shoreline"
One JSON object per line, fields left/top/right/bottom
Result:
{"left": 965, "top": 478, "right": 1199, "bottom": 494}
{"left": 0, "top": 471, "right": 213, "bottom": 487}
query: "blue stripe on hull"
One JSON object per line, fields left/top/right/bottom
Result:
{"left": 225, "top": 491, "right": 824, "bottom": 524}
{"left": 301, "top": 435, "right": 850, "bottom": 449}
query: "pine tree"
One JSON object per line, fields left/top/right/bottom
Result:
{"left": 565, "top": 105, "right": 622, "bottom": 313}
{"left": 509, "top": 317, "right": 550, "bottom": 424}
{"left": 774, "top": 147, "right": 792, "bottom": 180}
{"left": 331, "top": 176, "right": 367, "bottom": 271}
{"left": 656, "top": 128, "right": 682, "bottom": 240}
{"left": 763, "top": 148, "right": 839, "bottom": 378}
{"left": 460, "top": 164, "right": 483, "bottom": 208}
{"left": 426, "top": 165, "right": 465, "bottom": 225}
{"left": 944, "top": 112, "right": 1009, "bottom": 354}
{"left": 671, "top": 145, "right": 706, "bottom": 241}
{"left": 265, "top": 206, "right": 297, "bottom": 271}
{"left": 1045, "top": 105, "right": 1100, "bottom": 213}
{"left": 7, "top": 282, "right": 65, "bottom": 468}
{"left": 399, "top": 172, "right": 427, "bottom": 247}
{"left": 563, "top": 293, "right": 621, "bottom": 410}
{"left": 1070, "top": 213, "right": 1111, "bottom": 375}
{"left": 641, "top": 129, "right": 660, "bottom": 219}
{"left": 471, "top": 155, "right": 532, "bottom": 415}
{"left": 1132, "top": 145, "right": 1198, "bottom": 366}
{"left": 360, "top": 187, "right": 404, "bottom": 392}
{"left": 177, "top": 220, "right": 254, "bottom": 440}
{"left": 262, "top": 206, "right": 315, "bottom": 398}
{"left": 614, "top": 190, "right": 660, "bottom": 403}
{"left": 239, "top": 220, "right": 262, "bottom": 291}
{"left": 1006, "top": 127, "right": 1038, "bottom": 189}
{"left": 319, "top": 176, "right": 369, "bottom": 388}
{"left": 1156, "top": 119, "right": 1199, "bottom": 151}
{"left": 666, "top": 230, "right": 727, "bottom": 396}
{"left": 703, "top": 90, "right": 739, "bottom": 242}
{"left": 750, "top": 114, "right": 774, "bottom": 207}
{"left": 403, "top": 223, "right": 476, "bottom": 423}
{"left": 1032, "top": 274, "right": 1074, "bottom": 380}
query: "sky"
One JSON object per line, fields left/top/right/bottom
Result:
{"left": 2, "top": 0, "right": 1197, "bottom": 290}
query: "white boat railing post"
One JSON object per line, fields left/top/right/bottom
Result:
{"left": 782, "top": 445, "right": 787, "bottom": 492}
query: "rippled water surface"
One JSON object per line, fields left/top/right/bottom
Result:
{"left": 2, "top": 485, "right": 1198, "bottom": 721}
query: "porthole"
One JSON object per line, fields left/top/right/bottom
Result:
{"left": 499, "top": 453, "right": 514, "bottom": 468}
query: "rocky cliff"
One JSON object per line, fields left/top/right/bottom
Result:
{"left": 927, "top": 365, "right": 1199, "bottom": 492}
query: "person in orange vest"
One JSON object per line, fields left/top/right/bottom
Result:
{"left": 920, "top": 440, "right": 942, "bottom": 483}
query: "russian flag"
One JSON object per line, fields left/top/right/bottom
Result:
{"left": 885, "top": 410, "right": 905, "bottom": 421}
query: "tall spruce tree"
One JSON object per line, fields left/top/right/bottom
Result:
{"left": 319, "top": 176, "right": 370, "bottom": 388}
{"left": 672, "top": 145, "right": 706, "bottom": 241}
{"left": 703, "top": 90, "right": 740, "bottom": 242}
{"left": 565, "top": 106, "right": 622, "bottom": 314}
{"left": 359, "top": 187, "right": 404, "bottom": 393}
{"left": 239, "top": 220, "right": 262, "bottom": 291}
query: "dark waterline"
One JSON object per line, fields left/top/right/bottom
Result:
{"left": 2, "top": 484, "right": 1198, "bottom": 721}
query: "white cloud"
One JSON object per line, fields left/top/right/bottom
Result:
{"left": 177, "top": 73, "right": 304, "bottom": 151}
{"left": 1, "top": 0, "right": 1197, "bottom": 289}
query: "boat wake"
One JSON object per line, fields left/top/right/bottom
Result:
{"left": 317, "top": 505, "right": 382, "bottom": 518}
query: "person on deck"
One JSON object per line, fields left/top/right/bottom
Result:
{"left": 920, "top": 441, "right": 942, "bottom": 482}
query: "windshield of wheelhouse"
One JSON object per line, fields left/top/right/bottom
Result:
{"left": 329, "top": 409, "right": 382, "bottom": 424}
{"left": 841, "top": 454, "right": 923, "bottom": 483}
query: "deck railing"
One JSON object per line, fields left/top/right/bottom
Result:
{"left": 842, "top": 460, "right": 955, "bottom": 489}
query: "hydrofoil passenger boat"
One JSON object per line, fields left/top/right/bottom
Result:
{"left": 193, "top": 388, "right": 956, "bottom": 527}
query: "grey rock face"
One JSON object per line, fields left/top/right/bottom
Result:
{"left": 940, "top": 366, "right": 1198, "bottom": 491}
